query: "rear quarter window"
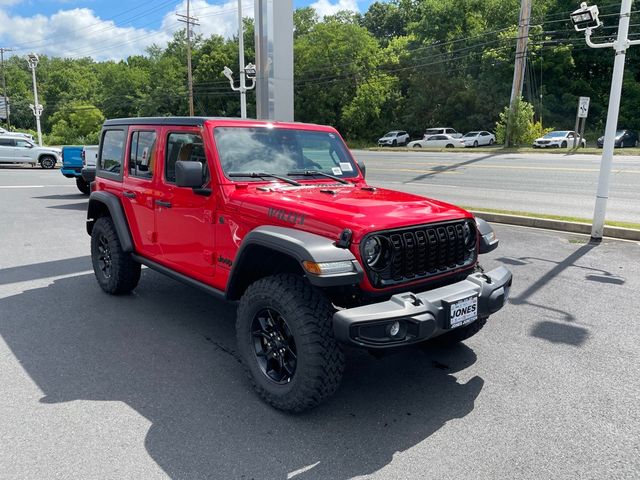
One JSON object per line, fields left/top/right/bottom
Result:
{"left": 99, "top": 129, "right": 125, "bottom": 178}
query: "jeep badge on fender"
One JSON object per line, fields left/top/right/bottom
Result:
{"left": 86, "top": 117, "right": 512, "bottom": 413}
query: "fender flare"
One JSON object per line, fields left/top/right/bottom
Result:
{"left": 475, "top": 217, "right": 499, "bottom": 254}
{"left": 86, "top": 191, "right": 134, "bottom": 253}
{"left": 226, "top": 225, "right": 363, "bottom": 300}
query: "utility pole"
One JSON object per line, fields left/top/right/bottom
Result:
{"left": 26, "top": 53, "right": 42, "bottom": 146}
{"left": 1, "top": 47, "right": 12, "bottom": 128}
{"left": 505, "top": 0, "right": 532, "bottom": 147}
{"left": 177, "top": 0, "right": 199, "bottom": 116}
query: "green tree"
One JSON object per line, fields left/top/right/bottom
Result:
{"left": 47, "top": 103, "right": 104, "bottom": 145}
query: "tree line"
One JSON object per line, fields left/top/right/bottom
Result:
{"left": 2, "top": 0, "right": 639, "bottom": 146}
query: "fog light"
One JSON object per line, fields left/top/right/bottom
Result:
{"left": 386, "top": 320, "right": 407, "bottom": 339}
{"left": 389, "top": 321, "right": 400, "bottom": 336}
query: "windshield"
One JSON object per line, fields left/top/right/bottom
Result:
{"left": 544, "top": 131, "right": 569, "bottom": 138}
{"left": 383, "top": 131, "right": 397, "bottom": 137}
{"left": 214, "top": 127, "right": 359, "bottom": 180}
{"left": 463, "top": 132, "right": 479, "bottom": 137}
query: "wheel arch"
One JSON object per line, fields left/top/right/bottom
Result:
{"left": 226, "top": 226, "right": 362, "bottom": 301}
{"left": 86, "top": 191, "right": 134, "bottom": 252}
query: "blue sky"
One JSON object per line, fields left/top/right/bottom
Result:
{"left": 0, "top": 1, "right": 379, "bottom": 60}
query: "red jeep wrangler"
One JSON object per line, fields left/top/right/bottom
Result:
{"left": 87, "top": 117, "right": 512, "bottom": 412}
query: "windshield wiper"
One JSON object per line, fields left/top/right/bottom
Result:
{"left": 228, "top": 172, "right": 301, "bottom": 186}
{"left": 287, "top": 170, "right": 349, "bottom": 185}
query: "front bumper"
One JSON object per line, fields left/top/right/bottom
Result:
{"left": 333, "top": 266, "right": 512, "bottom": 348}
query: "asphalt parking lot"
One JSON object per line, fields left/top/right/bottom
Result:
{"left": 1, "top": 168, "right": 639, "bottom": 479}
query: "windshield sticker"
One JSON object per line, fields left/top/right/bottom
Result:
{"left": 339, "top": 162, "right": 353, "bottom": 172}
{"left": 332, "top": 167, "right": 342, "bottom": 175}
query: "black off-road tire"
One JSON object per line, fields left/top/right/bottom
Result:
{"left": 433, "top": 317, "right": 488, "bottom": 346}
{"left": 76, "top": 177, "right": 90, "bottom": 195}
{"left": 236, "top": 274, "right": 345, "bottom": 412}
{"left": 90, "top": 217, "right": 141, "bottom": 295}
{"left": 40, "top": 155, "right": 56, "bottom": 169}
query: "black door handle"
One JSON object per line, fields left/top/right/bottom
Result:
{"left": 123, "top": 191, "right": 136, "bottom": 198}
{"left": 155, "top": 200, "right": 172, "bottom": 208}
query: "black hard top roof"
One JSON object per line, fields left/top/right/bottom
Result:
{"left": 102, "top": 116, "right": 239, "bottom": 127}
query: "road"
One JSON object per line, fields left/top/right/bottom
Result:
{"left": 353, "top": 150, "right": 640, "bottom": 223}
{"left": 1, "top": 168, "right": 639, "bottom": 479}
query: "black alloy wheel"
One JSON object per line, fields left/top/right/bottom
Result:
{"left": 251, "top": 308, "right": 297, "bottom": 384}
{"left": 96, "top": 233, "right": 113, "bottom": 280}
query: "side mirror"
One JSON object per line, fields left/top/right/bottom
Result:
{"left": 175, "top": 160, "right": 204, "bottom": 188}
{"left": 26, "top": 144, "right": 34, "bottom": 149}
{"left": 357, "top": 159, "right": 366, "bottom": 179}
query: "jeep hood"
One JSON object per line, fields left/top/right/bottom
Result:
{"left": 234, "top": 183, "right": 472, "bottom": 242}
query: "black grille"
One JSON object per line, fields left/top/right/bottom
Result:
{"left": 362, "top": 220, "right": 476, "bottom": 288}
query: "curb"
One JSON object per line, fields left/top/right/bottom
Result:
{"left": 469, "top": 210, "right": 640, "bottom": 242}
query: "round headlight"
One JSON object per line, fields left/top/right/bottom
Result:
{"left": 363, "top": 237, "right": 382, "bottom": 266}
{"left": 463, "top": 222, "right": 476, "bottom": 250}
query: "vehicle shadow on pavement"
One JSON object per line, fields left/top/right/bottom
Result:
{"left": 404, "top": 153, "right": 501, "bottom": 183}
{"left": 33, "top": 194, "right": 88, "bottom": 201}
{"left": 45, "top": 202, "right": 89, "bottom": 211}
{"left": 0, "top": 267, "right": 483, "bottom": 480}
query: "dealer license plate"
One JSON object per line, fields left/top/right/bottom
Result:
{"left": 448, "top": 296, "right": 478, "bottom": 329}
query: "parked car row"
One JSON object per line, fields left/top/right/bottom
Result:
{"left": 379, "top": 128, "right": 495, "bottom": 148}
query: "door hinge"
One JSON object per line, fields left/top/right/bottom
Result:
{"left": 203, "top": 250, "right": 215, "bottom": 264}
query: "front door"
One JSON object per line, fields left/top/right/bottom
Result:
{"left": 155, "top": 130, "right": 215, "bottom": 281}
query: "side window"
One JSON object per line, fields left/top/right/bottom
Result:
{"left": 165, "top": 132, "right": 207, "bottom": 184}
{"left": 0, "top": 138, "right": 14, "bottom": 146}
{"left": 129, "top": 131, "right": 157, "bottom": 178}
{"left": 100, "top": 130, "right": 125, "bottom": 174}
{"left": 15, "top": 140, "right": 31, "bottom": 148}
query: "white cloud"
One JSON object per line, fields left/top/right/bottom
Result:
{"left": 0, "top": 1, "right": 253, "bottom": 61}
{"left": 161, "top": 0, "right": 254, "bottom": 41}
{"left": 308, "top": 0, "right": 359, "bottom": 18}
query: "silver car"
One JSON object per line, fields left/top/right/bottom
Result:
{"left": 0, "top": 135, "right": 61, "bottom": 169}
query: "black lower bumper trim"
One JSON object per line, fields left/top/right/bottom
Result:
{"left": 333, "top": 266, "right": 512, "bottom": 348}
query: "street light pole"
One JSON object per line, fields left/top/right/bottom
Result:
{"left": 237, "top": 0, "right": 247, "bottom": 119}
{"left": 572, "top": 0, "right": 640, "bottom": 240}
{"left": 26, "top": 53, "right": 42, "bottom": 146}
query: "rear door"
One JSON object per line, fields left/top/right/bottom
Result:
{"left": 155, "top": 129, "right": 216, "bottom": 280}
{"left": 122, "top": 127, "right": 160, "bottom": 257}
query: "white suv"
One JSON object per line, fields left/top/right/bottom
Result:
{"left": 0, "top": 135, "right": 61, "bottom": 169}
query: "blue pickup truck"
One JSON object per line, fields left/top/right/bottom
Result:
{"left": 61, "top": 145, "right": 90, "bottom": 194}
